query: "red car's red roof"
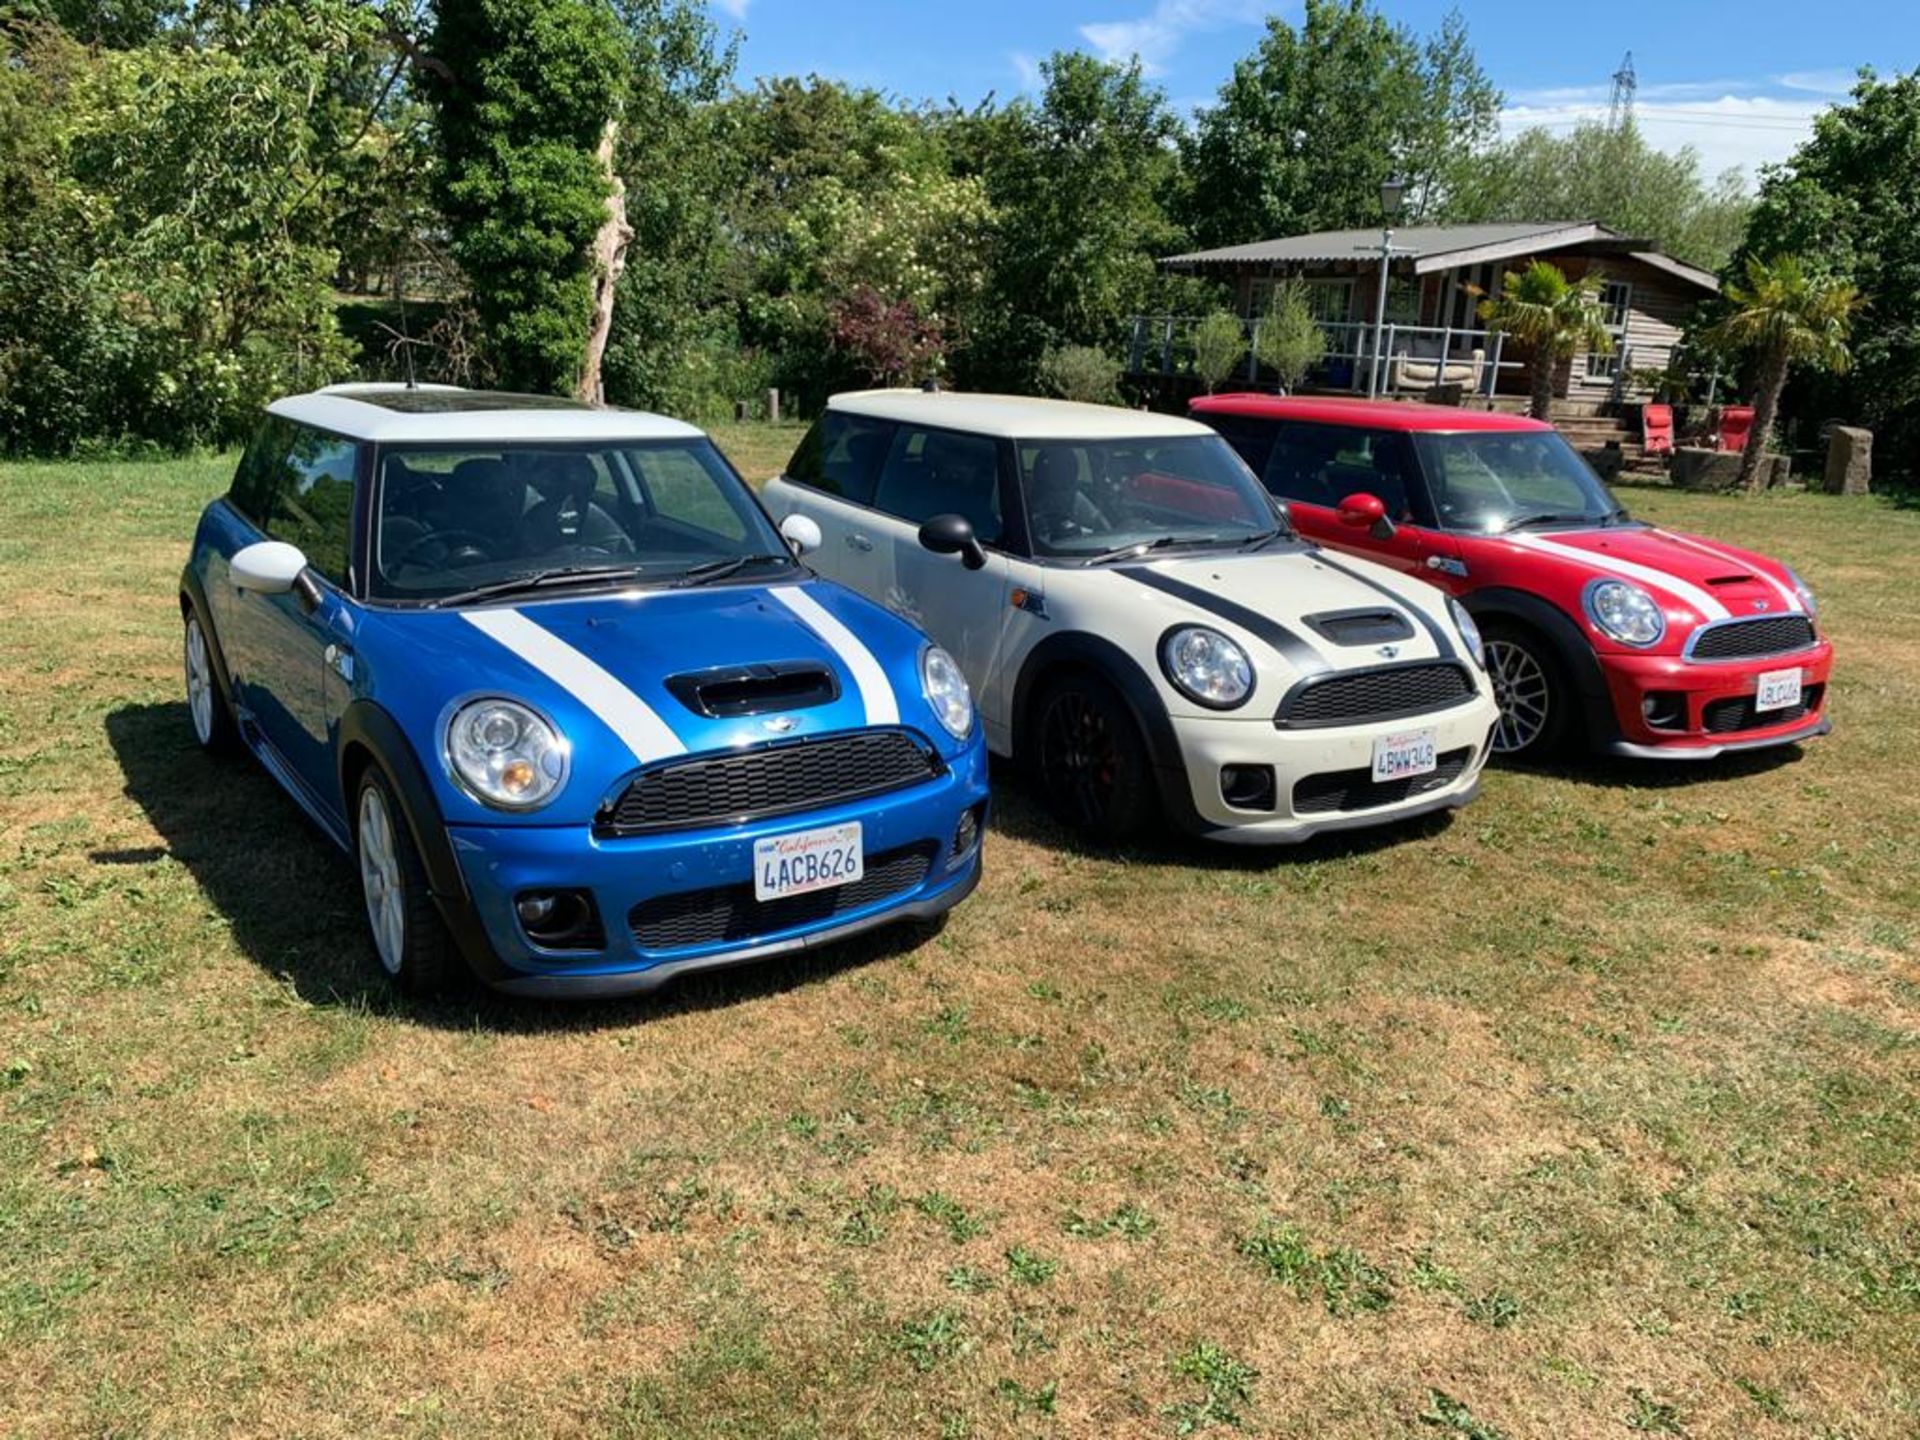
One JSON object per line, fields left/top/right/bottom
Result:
{"left": 1191, "top": 393, "right": 1554, "bottom": 434}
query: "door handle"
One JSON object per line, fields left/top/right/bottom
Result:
{"left": 846, "top": 533, "right": 874, "bottom": 553}
{"left": 324, "top": 643, "right": 355, "bottom": 682}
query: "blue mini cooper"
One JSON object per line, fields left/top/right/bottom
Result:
{"left": 179, "top": 384, "right": 989, "bottom": 997}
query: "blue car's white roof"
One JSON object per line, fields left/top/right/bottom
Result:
{"left": 269, "top": 384, "right": 707, "bottom": 445}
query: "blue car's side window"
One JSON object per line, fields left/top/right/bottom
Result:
{"left": 234, "top": 422, "right": 358, "bottom": 588}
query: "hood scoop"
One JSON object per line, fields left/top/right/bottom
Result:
{"left": 666, "top": 661, "right": 840, "bottom": 718}
{"left": 1705, "top": 573, "right": 1756, "bottom": 587}
{"left": 1303, "top": 608, "right": 1416, "bottom": 647}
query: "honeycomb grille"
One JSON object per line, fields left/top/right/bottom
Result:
{"left": 628, "top": 843, "right": 935, "bottom": 952}
{"left": 1291, "top": 747, "right": 1472, "bottom": 815}
{"left": 1279, "top": 663, "right": 1475, "bottom": 727}
{"left": 1689, "top": 616, "right": 1817, "bottom": 660}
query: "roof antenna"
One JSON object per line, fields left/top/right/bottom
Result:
{"left": 397, "top": 289, "right": 418, "bottom": 389}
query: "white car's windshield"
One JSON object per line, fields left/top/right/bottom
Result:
{"left": 1018, "top": 434, "right": 1282, "bottom": 560}
{"left": 1413, "top": 431, "right": 1622, "bottom": 533}
{"left": 371, "top": 439, "right": 790, "bottom": 602}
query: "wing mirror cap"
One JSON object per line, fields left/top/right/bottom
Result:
{"left": 231, "top": 540, "right": 321, "bottom": 611}
{"left": 918, "top": 513, "right": 988, "bottom": 570}
{"left": 779, "top": 513, "right": 823, "bottom": 556}
{"left": 1335, "top": 492, "right": 1396, "bottom": 541}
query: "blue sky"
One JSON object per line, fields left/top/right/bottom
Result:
{"left": 706, "top": 0, "right": 1919, "bottom": 184}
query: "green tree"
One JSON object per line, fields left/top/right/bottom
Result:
{"left": 1738, "top": 68, "right": 1920, "bottom": 486}
{"left": 1706, "top": 255, "right": 1860, "bottom": 491}
{"left": 425, "top": 0, "right": 627, "bottom": 395}
{"left": 1443, "top": 118, "right": 1751, "bottom": 271}
{"left": 1036, "top": 344, "right": 1121, "bottom": 405}
{"left": 1474, "top": 260, "right": 1612, "bottom": 420}
{"left": 1191, "top": 311, "right": 1248, "bottom": 393}
{"left": 1253, "top": 280, "right": 1327, "bottom": 392}
{"left": 1181, "top": 0, "right": 1499, "bottom": 247}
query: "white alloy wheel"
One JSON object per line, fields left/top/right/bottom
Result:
{"left": 358, "top": 784, "right": 407, "bottom": 975}
{"left": 185, "top": 614, "right": 215, "bottom": 745}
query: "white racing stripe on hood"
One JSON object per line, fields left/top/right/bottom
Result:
{"left": 1507, "top": 534, "right": 1730, "bottom": 620}
{"left": 1652, "top": 529, "right": 1802, "bottom": 612}
{"left": 462, "top": 608, "right": 687, "bottom": 762}
{"left": 769, "top": 585, "right": 901, "bottom": 726}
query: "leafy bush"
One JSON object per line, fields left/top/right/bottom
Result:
{"left": 1192, "top": 311, "right": 1249, "bottom": 392}
{"left": 1037, "top": 344, "right": 1122, "bottom": 405}
{"left": 1252, "top": 280, "right": 1327, "bottom": 394}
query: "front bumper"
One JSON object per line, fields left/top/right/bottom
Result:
{"left": 440, "top": 740, "right": 990, "bottom": 995}
{"left": 1595, "top": 642, "right": 1833, "bottom": 758}
{"left": 1165, "top": 693, "right": 1500, "bottom": 844}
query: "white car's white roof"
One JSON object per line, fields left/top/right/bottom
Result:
{"left": 829, "top": 389, "right": 1216, "bottom": 441}
{"left": 267, "top": 384, "right": 706, "bottom": 445}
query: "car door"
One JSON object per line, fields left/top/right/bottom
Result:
{"left": 1260, "top": 420, "right": 1464, "bottom": 583}
{"left": 762, "top": 410, "right": 894, "bottom": 600}
{"left": 236, "top": 423, "right": 362, "bottom": 812}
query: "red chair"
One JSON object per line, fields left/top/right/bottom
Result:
{"left": 1718, "top": 405, "right": 1755, "bottom": 453}
{"left": 1641, "top": 404, "right": 1674, "bottom": 458}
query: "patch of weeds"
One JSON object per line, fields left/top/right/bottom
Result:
{"left": 994, "top": 1377, "right": 1057, "bottom": 1417}
{"left": 1196, "top": 995, "right": 1251, "bottom": 1022}
{"left": 1463, "top": 1290, "right": 1521, "bottom": 1329}
{"left": 440, "top": 1252, "right": 510, "bottom": 1294}
{"left": 1009, "top": 1310, "right": 1053, "bottom": 1356}
{"left": 1734, "top": 1379, "right": 1789, "bottom": 1422}
{"left": 896, "top": 1309, "right": 969, "bottom": 1372}
{"left": 1408, "top": 1250, "right": 1463, "bottom": 1295}
{"left": 1026, "top": 979, "right": 1062, "bottom": 1001}
{"left": 1237, "top": 1222, "right": 1393, "bottom": 1316}
{"left": 1625, "top": 1387, "right": 1685, "bottom": 1434}
{"left": 836, "top": 1184, "right": 900, "bottom": 1247}
{"left": 945, "top": 1265, "right": 995, "bottom": 1295}
{"left": 783, "top": 1113, "right": 819, "bottom": 1140}
{"left": 915, "top": 1190, "right": 986, "bottom": 1244}
{"left": 1062, "top": 1201, "right": 1156, "bottom": 1241}
{"left": 1004, "top": 1245, "right": 1057, "bottom": 1287}
{"left": 1318, "top": 1093, "right": 1351, "bottom": 1120}
{"left": 1179, "top": 1082, "right": 1244, "bottom": 1123}
{"left": 924, "top": 1005, "right": 971, "bottom": 1044}
{"left": 1163, "top": 1340, "right": 1257, "bottom": 1433}
{"left": 1419, "top": 1390, "right": 1507, "bottom": 1440}
{"left": 648, "top": 1178, "right": 709, "bottom": 1234}
{"left": 1236, "top": 1223, "right": 1314, "bottom": 1288}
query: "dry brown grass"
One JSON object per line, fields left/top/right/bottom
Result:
{"left": 1, "top": 451, "right": 1916, "bottom": 1438}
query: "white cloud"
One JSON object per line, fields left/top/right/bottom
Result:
{"left": 1078, "top": 0, "right": 1262, "bottom": 78}
{"left": 711, "top": 0, "right": 749, "bottom": 21}
{"left": 1009, "top": 50, "right": 1043, "bottom": 93}
{"left": 1499, "top": 92, "right": 1832, "bottom": 186}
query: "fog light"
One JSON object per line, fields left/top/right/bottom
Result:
{"left": 951, "top": 804, "right": 984, "bottom": 860}
{"left": 516, "top": 893, "right": 557, "bottom": 926}
{"left": 1221, "top": 764, "right": 1276, "bottom": 812}
{"left": 1640, "top": 691, "right": 1686, "bottom": 731}
{"left": 514, "top": 889, "right": 604, "bottom": 950}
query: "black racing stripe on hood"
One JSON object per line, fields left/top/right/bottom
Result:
{"left": 1309, "top": 552, "right": 1456, "bottom": 662}
{"left": 1116, "top": 567, "right": 1329, "bottom": 675}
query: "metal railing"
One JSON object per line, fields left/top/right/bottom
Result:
{"left": 1128, "top": 315, "right": 1522, "bottom": 399}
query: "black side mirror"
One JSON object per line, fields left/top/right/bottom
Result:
{"left": 918, "top": 513, "right": 988, "bottom": 571}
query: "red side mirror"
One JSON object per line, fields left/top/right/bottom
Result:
{"left": 1335, "top": 492, "right": 1394, "bottom": 539}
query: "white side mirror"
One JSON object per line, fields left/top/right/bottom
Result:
{"left": 231, "top": 541, "right": 311, "bottom": 595}
{"left": 779, "top": 513, "right": 823, "bottom": 556}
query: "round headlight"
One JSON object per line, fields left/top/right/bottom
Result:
{"left": 1786, "top": 566, "right": 1817, "bottom": 618}
{"left": 1447, "top": 596, "right": 1486, "bottom": 669}
{"left": 1584, "top": 579, "right": 1665, "bottom": 647}
{"left": 445, "top": 698, "right": 567, "bottom": 810}
{"left": 1161, "top": 626, "right": 1253, "bottom": 708}
{"left": 920, "top": 645, "right": 974, "bottom": 740}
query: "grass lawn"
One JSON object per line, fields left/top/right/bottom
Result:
{"left": 1, "top": 432, "right": 1916, "bottom": 1438}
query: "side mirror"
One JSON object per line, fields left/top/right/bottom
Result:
{"left": 918, "top": 513, "right": 988, "bottom": 571}
{"left": 1335, "top": 492, "right": 1395, "bottom": 541}
{"left": 779, "top": 513, "right": 823, "bottom": 556}
{"left": 232, "top": 541, "right": 311, "bottom": 595}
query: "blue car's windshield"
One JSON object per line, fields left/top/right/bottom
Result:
{"left": 370, "top": 439, "right": 789, "bottom": 602}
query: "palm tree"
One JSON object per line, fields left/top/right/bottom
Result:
{"left": 1474, "top": 260, "right": 1613, "bottom": 421}
{"left": 1707, "top": 254, "right": 1862, "bottom": 491}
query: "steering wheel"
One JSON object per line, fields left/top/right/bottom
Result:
{"left": 392, "top": 529, "right": 499, "bottom": 571}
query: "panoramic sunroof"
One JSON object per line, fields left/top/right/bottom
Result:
{"left": 346, "top": 389, "right": 590, "bottom": 415}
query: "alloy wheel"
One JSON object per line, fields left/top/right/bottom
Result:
{"left": 184, "top": 615, "right": 214, "bottom": 745}
{"left": 358, "top": 785, "right": 407, "bottom": 975}
{"left": 1040, "top": 690, "right": 1118, "bottom": 827}
{"left": 1485, "top": 638, "right": 1551, "bottom": 754}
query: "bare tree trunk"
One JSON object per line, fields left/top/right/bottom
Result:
{"left": 1738, "top": 346, "right": 1788, "bottom": 492}
{"left": 577, "top": 119, "right": 633, "bottom": 407}
{"left": 1528, "top": 348, "right": 1555, "bottom": 421}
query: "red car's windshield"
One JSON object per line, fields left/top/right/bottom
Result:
{"left": 1413, "top": 430, "right": 1621, "bottom": 533}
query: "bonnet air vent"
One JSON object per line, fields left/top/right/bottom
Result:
{"left": 1302, "top": 608, "right": 1416, "bottom": 646}
{"left": 665, "top": 661, "right": 840, "bottom": 718}
{"left": 1705, "top": 574, "right": 1755, "bottom": 586}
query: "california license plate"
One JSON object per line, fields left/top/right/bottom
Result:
{"left": 753, "top": 822, "right": 863, "bottom": 901}
{"left": 1755, "top": 667, "right": 1803, "bottom": 713}
{"left": 1372, "top": 727, "right": 1438, "bottom": 781}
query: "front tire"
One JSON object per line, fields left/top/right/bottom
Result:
{"left": 183, "top": 608, "right": 238, "bottom": 754}
{"left": 355, "top": 768, "right": 459, "bottom": 995}
{"left": 1481, "top": 620, "right": 1573, "bottom": 760}
{"left": 1031, "top": 673, "right": 1158, "bottom": 843}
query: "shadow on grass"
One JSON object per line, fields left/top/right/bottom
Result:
{"left": 103, "top": 701, "right": 944, "bottom": 1033}
{"left": 1493, "top": 738, "right": 1808, "bottom": 792}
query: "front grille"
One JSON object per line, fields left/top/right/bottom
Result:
{"left": 1279, "top": 663, "right": 1475, "bottom": 727}
{"left": 599, "top": 730, "right": 940, "bottom": 836}
{"left": 1689, "top": 616, "right": 1817, "bottom": 660}
{"left": 628, "top": 843, "right": 935, "bottom": 952}
{"left": 1292, "top": 747, "right": 1472, "bottom": 815}
{"left": 1702, "top": 684, "right": 1823, "bottom": 735}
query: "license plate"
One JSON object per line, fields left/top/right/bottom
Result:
{"left": 1372, "top": 727, "right": 1438, "bottom": 781}
{"left": 1755, "top": 667, "right": 1803, "bottom": 713}
{"left": 753, "top": 822, "right": 863, "bottom": 902}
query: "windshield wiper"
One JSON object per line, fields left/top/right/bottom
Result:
{"left": 429, "top": 563, "right": 646, "bottom": 607}
{"left": 1238, "top": 527, "right": 1291, "bottom": 551}
{"left": 1500, "top": 511, "right": 1604, "bottom": 533}
{"left": 668, "top": 553, "right": 791, "bottom": 587}
{"left": 1082, "top": 534, "right": 1227, "bottom": 566}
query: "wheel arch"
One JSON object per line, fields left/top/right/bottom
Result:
{"left": 336, "top": 700, "right": 467, "bottom": 903}
{"left": 178, "top": 567, "right": 236, "bottom": 708}
{"left": 1463, "top": 587, "right": 1616, "bottom": 745}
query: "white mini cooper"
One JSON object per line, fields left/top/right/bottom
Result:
{"left": 764, "top": 391, "right": 1501, "bottom": 844}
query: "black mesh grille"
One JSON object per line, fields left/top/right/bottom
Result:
{"left": 628, "top": 843, "right": 935, "bottom": 952}
{"left": 1689, "top": 617, "right": 1817, "bottom": 660}
{"left": 600, "top": 731, "right": 940, "bottom": 835}
{"left": 1702, "top": 684, "right": 1823, "bottom": 735}
{"left": 1291, "top": 747, "right": 1472, "bottom": 815}
{"left": 1279, "top": 663, "right": 1475, "bottom": 727}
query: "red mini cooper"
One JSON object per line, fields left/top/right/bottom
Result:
{"left": 1191, "top": 395, "right": 1832, "bottom": 761}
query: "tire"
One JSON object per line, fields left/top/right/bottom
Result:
{"left": 354, "top": 767, "right": 460, "bottom": 995}
{"left": 1480, "top": 619, "right": 1574, "bottom": 761}
{"left": 183, "top": 606, "right": 239, "bottom": 754}
{"left": 1030, "top": 672, "right": 1158, "bottom": 843}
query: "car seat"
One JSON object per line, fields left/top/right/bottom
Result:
{"left": 521, "top": 453, "right": 630, "bottom": 554}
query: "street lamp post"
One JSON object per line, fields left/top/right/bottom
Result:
{"left": 1365, "top": 175, "right": 1407, "bottom": 399}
